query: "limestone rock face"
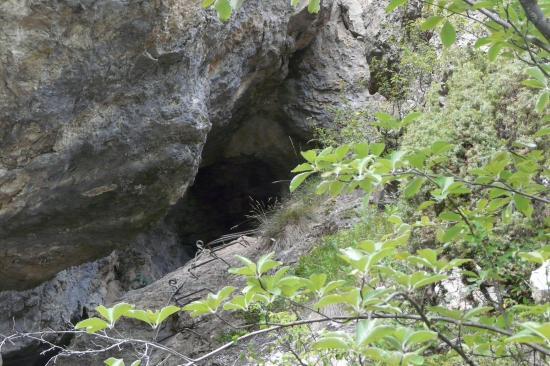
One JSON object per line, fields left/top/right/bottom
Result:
{"left": 0, "top": 224, "right": 190, "bottom": 364}
{"left": 0, "top": 0, "right": 326, "bottom": 291}
{"left": 530, "top": 261, "right": 550, "bottom": 304}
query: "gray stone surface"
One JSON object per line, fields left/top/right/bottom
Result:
{"left": 530, "top": 260, "right": 550, "bottom": 304}
{"left": 0, "top": 0, "right": 328, "bottom": 291}
{"left": 0, "top": 223, "right": 189, "bottom": 363}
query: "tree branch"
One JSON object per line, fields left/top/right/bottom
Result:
{"left": 462, "top": 0, "right": 550, "bottom": 52}
{"left": 518, "top": 0, "right": 550, "bottom": 42}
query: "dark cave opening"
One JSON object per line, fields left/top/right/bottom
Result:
{"left": 2, "top": 345, "right": 55, "bottom": 366}
{"left": 167, "top": 155, "right": 294, "bottom": 253}
{"left": 2, "top": 323, "right": 75, "bottom": 366}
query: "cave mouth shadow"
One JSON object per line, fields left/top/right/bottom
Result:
{"left": 167, "top": 155, "right": 293, "bottom": 254}
{"left": 2, "top": 324, "right": 75, "bottom": 366}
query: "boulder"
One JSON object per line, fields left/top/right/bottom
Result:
{"left": 530, "top": 260, "right": 550, "bottom": 304}
{"left": 0, "top": 224, "right": 189, "bottom": 365}
{"left": 0, "top": 0, "right": 327, "bottom": 291}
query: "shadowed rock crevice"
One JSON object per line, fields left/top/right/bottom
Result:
{"left": 168, "top": 98, "right": 309, "bottom": 249}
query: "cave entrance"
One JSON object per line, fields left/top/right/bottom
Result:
{"left": 167, "top": 155, "right": 291, "bottom": 250}
{"left": 167, "top": 108, "right": 308, "bottom": 253}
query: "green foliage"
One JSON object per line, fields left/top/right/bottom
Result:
{"left": 75, "top": 303, "right": 181, "bottom": 333}
{"left": 313, "top": 107, "right": 381, "bottom": 147}
{"left": 295, "top": 221, "right": 375, "bottom": 279}
{"left": 281, "top": 100, "right": 547, "bottom": 363}
{"left": 126, "top": 305, "right": 180, "bottom": 328}
{"left": 181, "top": 241, "right": 548, "bottom": 365}
{"left": 75, "top": 303, "right": 133, "bottom": 333}
{"left": 183, "top": 286, "right": 236, "bottom": 317}
{"left": 315, "top": 321, "right": 438, "bottom": 366}
{"left": 402, "top": 57, "right": 545, "bottom": 174}
{"left": 104, "top": 358, "right": 140, "bottom": 366}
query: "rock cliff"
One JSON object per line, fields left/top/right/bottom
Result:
{"left": 0, "top": 0, "right": 410, "bottom": 363}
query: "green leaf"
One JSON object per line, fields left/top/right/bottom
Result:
{"left": 105, "top": 358, "right": 125, "bottom": 366}
{"left": 291, "top": 163, "right": 314, "bottom": 173}
{"left": 375, "top": 112, "right": 401, "bottom": 129}
{"left": 429, "top": 306, "right": 462, "bottom": 320}
{"left": 202, "top": 0, "right": 216, "bottom": 8}
{"left": 407, "top": 354, "right": 425, "bottom": 365}
{"left": 522, "top": 79, "right": 545, "bottom": 89}
{"left": 308, "top": 0, "right": 321, "bottom": 13}
{"left": 182, "top": 302, "right": 213, "bottom": 317}
{"left": 155, "top": 305, "right": 180, "bottom": 326}
{"left": 407, "top": 151, "right": 427, "bottom": 168}
{"left": 404, "top": 177, "right": 426, "bottom": 198}
{"left": 127, "top": 306, "right": 180, "bottom": 328}
{"left": 526, "top": 67, "right": 546, "bottom": 85}
{"left": 415, "top": 248, "right": 438, "bottom": 269}
{"left": 405, "top": 330, "right": 437, "bottom": 347}
{"left": 536, "top": 91, "right": 549, "bottom": 113}
{"left": 257, "top": 252, "right": 282, "bottom": 274}
{"left": 214, "top": 0, "right": 233, "bottom": 21}
{"left": 213, "top": 286, "right": 237, "bottom": 302}
{"left": 314, "top": 336, "right": 350, "bottom": 350}
{"left": 518, "top": 251, "right": 546, "bottom": 264}
{"left": 329, "top": 181, "right": 346, "bottom": 196}
{"left": 513, "top": 194, "right": 533, "bottom": 218}
{"left": 309, "top": 273, "right": 327, "bottom": 291}
{"left": 75, "top": 317, "right": 109, "bottom": 334}
{"left": 370, "top": 143, "right": 386, "bottom": 156}
{"left": 474, "top": 37, "right": 492, "bottom": 48}
{"left": 441, "top": 224, "right": 463, "bottom": 243}
{"left": 126, "top": 309, "right": 156, "bottom": 326}
{"left": 487, "top": 197, "right": 512, "bottom": 212}
{"left": 356, "top": 320, "right": 394, "bottom": 346}
{"left": 316, "top": 294, "right": 347, "bottom": 309}
{"left": 386, "top": 0, "right": 407, "bottom": 13}
{"left": 96, "top": 303, "right": 133, "bottom": 327}
{"left": 472, "top": 1, "right": 495, "bottom": 9}
{"left": 506, "top": 322, "right": 550, "bottom": 344}
{"left": 464, "top": 306, "right": 493, "bottom": 320}
{"left": 230, "top": 0, "right": 244, "bottom": 10}
{"left": 290, "top": 172, "right": 313, "bottom": 192}
{"left": 488, "top": 42, "right": 506, "bottom": 61}
{"left": 223, "top": 295, "right": 247, "bottom": 311}
{"left": 354, "top": 142, "right": 370, "bottom": 158}
{"left": 439, "top": 211, "right": 462, "bottom": 222}
{"left": 390, "top": 150, "right": 407, "bottom": 170}
{"left": 534, "top": 127, "right": 550, "bottom": 137}
{"left": 412, "top": 274, "right": 448, "bottom": 289}
{"left": 130, "top": 361, "right": 141, "bottom": 366}
{"left": 301, "top": 150, "right": 317, "bottom": 163}
{"left": 447, "top": 182, "right": 471, "bottom": 195}
{"left": 418, "top": 200, "right": 435, "bottom": 210}
{"left": 229, "top": 255, "right": 258, "bottom": 276}
{"left": 420, "top": 16, "right": 444, "bottom": 30}
{"left": 440, "top": 21, "right": 456, "bottom": 47}
{"left": 442, "top": 258, "right": 472, "bottom": 271}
